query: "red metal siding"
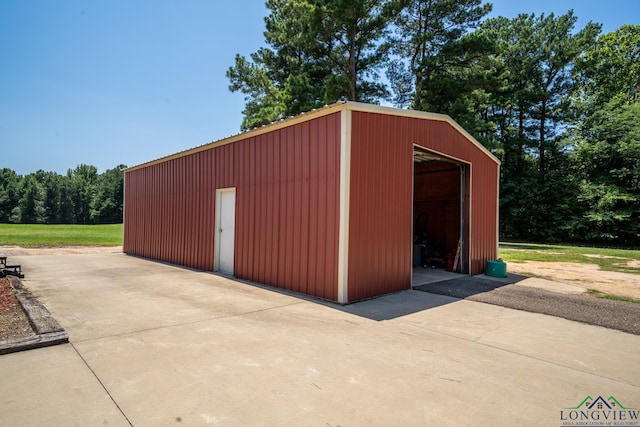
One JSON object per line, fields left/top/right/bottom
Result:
{"left": 124, "top": 113, "right": 341, "bottom": 300}
{"left": 469, "top": 158, "right": 499, "bottom": 274}
{"left": 347, "top": 113, "right": 414, "bottom": 301}
{"left": 347, "top": 111, "right": 498, "bottom": 301}
{"left": 125, "top": 103, "right": 498, "bottom": 303}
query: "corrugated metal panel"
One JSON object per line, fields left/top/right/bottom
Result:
{"left": 347, "top": 113, "right": 414, "bottom": 301}
{"left": 347, "top": 111, "right": 498, "bottom": 301}
{"left": 469, "top": 157, "right": 499, "bottom": 274}
{"left": 124, "top": 113, "right": 341, "bottom": 300}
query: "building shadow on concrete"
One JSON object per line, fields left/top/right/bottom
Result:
{"left": 133, "top": 254, "right": 531, "bottom": 323}
{"left": 327, "top": 291, "right": 458, "bottom": 321}
{"left": 328, "top": 274, "right": 529, "bottom": 321}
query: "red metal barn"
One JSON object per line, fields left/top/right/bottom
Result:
{"left": 124, "top": 102, "right": 500, "bottom": 303}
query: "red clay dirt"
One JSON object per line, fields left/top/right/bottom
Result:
{"left": 0, "top": 278, "right": 18, "bottom": 311}
{"left": 0, "top": 277, "right": 35, "bottom": 341}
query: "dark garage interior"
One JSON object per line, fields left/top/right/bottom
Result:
{"left": 413, "top": 147, "right": 470, "bottom": 275}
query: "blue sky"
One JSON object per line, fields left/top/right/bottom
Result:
{"left": 0, "top": 1, "right": 637, "bottom": 175}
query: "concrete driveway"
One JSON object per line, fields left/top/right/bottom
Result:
{"left": 1, "top": 253, "right": 639, "bottom": 426}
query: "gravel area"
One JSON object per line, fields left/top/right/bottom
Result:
{"left": 415, "top": 276, "right": 640, "bottom": 335}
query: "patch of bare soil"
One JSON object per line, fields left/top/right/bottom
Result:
{"left": 0, "top": 278, "right": 18, "bottom": 311}
{"left": 507, "top": 261, "right": 640, "bottom": 300}
{"left": 0, "top": 278, "right": 35, "bottom": 341}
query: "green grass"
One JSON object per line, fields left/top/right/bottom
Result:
{"left": 499, "top": 242, "right": 640, "bottom": 274}
{"left": 0, "top": 224, "right": 123, "bottom": 247}
{"left": 587, "top": 289, "right": 640, "bottom": 305}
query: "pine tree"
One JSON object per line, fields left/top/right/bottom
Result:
{"left": 227, "top": 0, "right": 400, "bottom": 130}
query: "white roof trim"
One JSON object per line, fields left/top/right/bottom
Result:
{"left": 345, "top": 101, "right": 501, "bottom": 165}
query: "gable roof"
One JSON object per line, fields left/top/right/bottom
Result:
{"left": 126, "top": 101, "right": 500, "bottom": 172}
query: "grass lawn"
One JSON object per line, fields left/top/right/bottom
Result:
{"left": 586, "top": 289, "right": 640, "bottom": 304}
{"left": 499, "top": 242, "right": 640, "bottom": 274}
{"left": 0, "top": 224, "right": 123, "bottom": 247}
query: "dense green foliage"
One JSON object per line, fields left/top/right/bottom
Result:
{"left": 0, "top": 165, "right": 125, "bottom": 224}
{"left": 0, "top": 223, "right": 123, "bottom": 246}
{"left": 229, "top": 1, "right": 639, "bottom": 247}
{"left": 5, "top": 2, "right": 637, "bottom": 248}
{"left": 227, "top": 0, "right": 404, "bottom": 129}
{"left": 568, "top": 25, "right": 640, "bottom": 246}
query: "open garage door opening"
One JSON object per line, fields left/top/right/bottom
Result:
{"left": 412, "top": 146, "right": 470, "bottom": 287}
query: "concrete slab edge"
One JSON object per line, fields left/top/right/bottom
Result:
{"left": 1, "top": 276, "right": 69, "bottom": 355}
{"left": 0, "top": 331, "right": 69, "bottom": 355}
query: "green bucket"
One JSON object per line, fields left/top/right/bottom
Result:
{"left": 486, "top": 260, "right": 507, "bottom": 278}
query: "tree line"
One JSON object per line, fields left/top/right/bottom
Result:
{"left": 2, "top": 2, "right": 637, "bottom": 247}
{"left": 228, "top": 0, "right": 639, "bottom": 247}
{"left": 0, "top": 165, "right": 125, "bottom": 224}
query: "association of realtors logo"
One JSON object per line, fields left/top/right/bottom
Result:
{"left": 560, "top": 395, "right": 639, "bottom": 426}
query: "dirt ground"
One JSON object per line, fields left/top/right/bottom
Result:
{"left": 1, "top": 245, "right": 639, "bottom": 300}
{"left": 507, "top": 261, "right": 640, "bottom": 300}
{"left": 0, "top": 277, "right": 35, "bottom": 340}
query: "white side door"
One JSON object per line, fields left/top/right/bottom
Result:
{"left": 215, "top": 188, "right": 236, "bottom": 274}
